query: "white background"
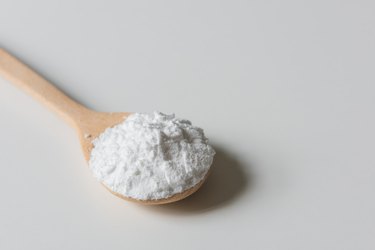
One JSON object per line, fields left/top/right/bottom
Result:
{"left": 1, "top": 1, "right": 375, "bottom": 249}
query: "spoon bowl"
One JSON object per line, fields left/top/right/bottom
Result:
{"left": 75, "top": 111, "right": 130, "bottom": 161}
{"left": 0, "top": 48, "right": 209, "bottom": 205}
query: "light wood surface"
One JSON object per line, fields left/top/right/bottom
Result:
{"left": 0, "top": 48, "right": 207, "bottom": 205}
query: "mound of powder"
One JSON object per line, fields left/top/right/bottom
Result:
{"left": 89, "top": 112, "right": 215, "bottom": 200}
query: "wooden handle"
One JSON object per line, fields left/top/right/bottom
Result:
{"left": 0, "top": 48, "right": 92, "bottom": 126}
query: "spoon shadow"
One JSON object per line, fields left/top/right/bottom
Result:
{"left": 142, "top": 145, "right": 251, "bottom": 215}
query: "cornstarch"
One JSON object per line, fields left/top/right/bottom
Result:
{"left": 89, "top": 112, "right": 215, "bottom": 200}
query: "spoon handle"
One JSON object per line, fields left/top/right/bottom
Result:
{"left": 0, "top": 48, "right": 92, "bottom": 126}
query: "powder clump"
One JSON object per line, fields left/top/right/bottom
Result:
{"left": 89, "top": 112, "right": 215, "bottom": 200}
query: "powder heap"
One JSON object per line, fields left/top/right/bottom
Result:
{"left": 89, "top": 112, "right": 215, "bottom": 200}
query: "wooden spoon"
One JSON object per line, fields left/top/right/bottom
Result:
{"left": 0, "top": 48, "right": 208, "bottom": 205}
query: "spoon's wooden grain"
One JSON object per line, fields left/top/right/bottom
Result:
{"left": 0, "top": 48, "right": 207, "bottom": 205}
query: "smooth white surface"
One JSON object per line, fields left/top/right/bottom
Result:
{"left": 0, "top": 1, "right": 375, "bottom": 249}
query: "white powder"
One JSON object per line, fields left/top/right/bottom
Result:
{"left": 89, "top": 112, "right": 215, "bottom": 200}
